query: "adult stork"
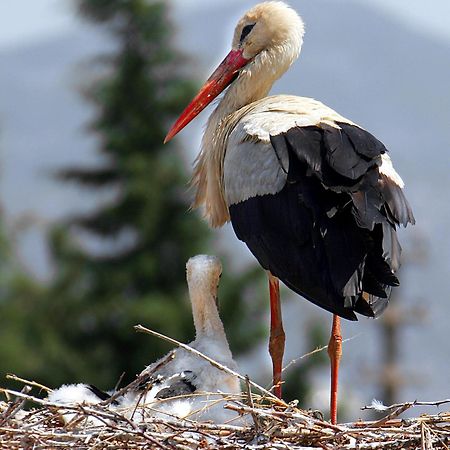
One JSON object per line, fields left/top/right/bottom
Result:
{"left": 165, "top": 1, "right": 414, "bottom": 423}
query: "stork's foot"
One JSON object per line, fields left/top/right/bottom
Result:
{"left": 328, "top": 314, "right": 342, "bottom": 425}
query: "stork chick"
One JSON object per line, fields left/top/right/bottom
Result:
{"left": 49, "top": 255, "right": 243, "bottom": 425}
{"left": 123, "top": 255, "right": 242, "bottom": 424}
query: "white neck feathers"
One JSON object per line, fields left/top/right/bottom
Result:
{"left": 186, "top": 255, "right": 227, "bottom": 341}
{"left": 193, "top": 38, "right": 301, "bottom": 227}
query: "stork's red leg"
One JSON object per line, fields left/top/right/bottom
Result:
{"left": 268, "top": 273, "right": 285, "bottom": 398}
{"left": 328, "top": 314, "right": 342, "bottom": 424}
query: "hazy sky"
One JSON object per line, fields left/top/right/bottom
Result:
{"left": 1, "top": 0, "right": 450, "bottom": 50}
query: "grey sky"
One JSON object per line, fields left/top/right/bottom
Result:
{"left": 1, "top": 0, "right": 450, "bottom": 50}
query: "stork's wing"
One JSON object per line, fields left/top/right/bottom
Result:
{"left": 134, "top": 369, "right": 197, "bottom": 400}
{"left": 154, "top": 371, "right": 196, "bottom": 399}
{"left": 226, "top": 99, "right": 414, "bottom": 319}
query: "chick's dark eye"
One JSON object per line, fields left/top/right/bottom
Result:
{"left": 240, "top": 23, "right": 255, "bottom": 42}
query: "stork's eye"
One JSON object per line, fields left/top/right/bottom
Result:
{"left": 240, "top": 23, "right": 256, "bottom": 42}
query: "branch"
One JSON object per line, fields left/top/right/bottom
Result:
{"left": 134, "top": 324, "right": 287, "bottom": 407}
{"left": 282, "top": 335, "right": 361, "bottom": 374}
{"left": 6, "top": 374, "right": 52, "bottom": 393}
{"left": 101, "top": 350, "right": 176, "bottom": 406}
{"left": 362, "top": 398, "right": 450, "bottom": 411}
{"left": 0, "top": 386, "right": 31, "bottom": 426}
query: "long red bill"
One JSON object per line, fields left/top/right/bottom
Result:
{"left": 164, "top": 49, "right": 250, "bottom": 143}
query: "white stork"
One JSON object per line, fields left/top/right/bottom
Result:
{"left": 128, "top": 254, "right": 243, "bottom": 423}
{"left": 164, "top": 1, "right": 415, "bottom": 423}
{"left": 49, "top": 255, "right": 243, "bottom": 425}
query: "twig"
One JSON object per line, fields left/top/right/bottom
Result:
{"left": 245, "top": 375, "right": 259, "bottom": 431}
{"left": 371, "top": 403, "right": 414, "bottom": 426}
{"left": 134, "top": 324, "right": 287, "bottom": 407}
{"left": 362, "top": 399, "right": 450, "bottom": 411}
{"left": 282, "top": 344, "right": 328, "bottom": 374}
{"left": 113, "top": 372, "right": 126, "bottom": 392}
{"left": 6, "top": 374, "right": 52, "bottom": 393}
{"left": 225, "top": 402, "right": 346, "bottom": 434}
{"left": 0, "top": 386, "right": 32, "bottom": 426}
{"left": 101, "top": 350, "right": 175, "bottom": 406}
{"left": 282, "top": 335, "right": 360, "bottom": 374}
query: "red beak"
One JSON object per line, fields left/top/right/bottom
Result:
{"left": 164, "top": 49, "right": 250, "bottom": 143}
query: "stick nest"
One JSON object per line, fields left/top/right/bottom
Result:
{"left": 2, "top": 327, "right": 449, "bottom": 449}
{"left": 1, "top": 383, "right": 450, "bottom": 450}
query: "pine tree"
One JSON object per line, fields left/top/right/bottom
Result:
{"left": 0, "top": 209, "right": 49, "bottom": 386}
{"left": 42, "top": 0, "right": 264, "bottom": 388}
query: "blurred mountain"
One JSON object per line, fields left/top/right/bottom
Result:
{"left": 0, "top": 0, "right": 449, "bottom": 409}
{"left": 0, "top": 23, "right": 115, "bottom": 275}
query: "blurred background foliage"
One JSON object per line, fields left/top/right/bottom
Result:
{"left": 0, "top": 0, "right": 326, "bottom": 400}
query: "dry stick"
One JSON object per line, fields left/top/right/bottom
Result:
{"left": 421, "top": 421, "right": 432, "bottom": 450}
{"left": 371, "top": 404, "right": 414, "bottom": 427}
{"left": 134, "top": 324, "right": 286, "bottom": 407}
{"left": 101, "top": 350, "right": 176, "bottom": 406}
{"left": 346, "top": 412, "right": 450, "bottom": 431}
{"left": 281, "top": 344, "right": 328, "bottom": 374}
{"left": 6, "top": 374, "right": 52, "bottom": 393}
{"left": 93, "top": 416, "right": 174, "bottom": 450}
{"left": 226, "top": 403, "right": 289, "bottom": 425}
{"left": 225, "top": 402, "right": 346, "bottom": 434}
{"left": 425, "top": 422, "right": 450, "bottom": 450}
{"left": 113, "top": 372, "right": 126, "bottom": 393}
{"left": 0, "top": 386, "right": 32, "bottom": 426}
{"left": 0, "top": 388, "right": 125, "bottom": 423}
{"left": 245, "top": 375, "right": 259, "bottom": 432}
{"left": 362, "top": 399, "right": 450, "bottom": 411}
{"left": 282, "top": 335, "right": 361, "bottom": 374}
{"left": 136, "top": 414, "right": 248, "bottom": 433}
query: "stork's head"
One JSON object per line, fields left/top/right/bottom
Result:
{"left": 186, "top": 255, "right": 222, "bottom": 302}
{"left": 232, "top": 1, "right": 304, "bottom": 61}
{"left": 165, "top": 1, "right": 304, "bottom": 143}
{"left": 186, "top": 255, "right": 225, "bottom": 338}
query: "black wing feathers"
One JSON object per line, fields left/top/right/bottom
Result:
{"left": 87, "top": 384, "right": 119, "bottom": 405}
{"left": 379, "top": 174, "right": 415, "bottom": 227}
{"left": 155, "top": 378, "right": 196, "bottom": 399}
{"left": 231, "top": 123, "right": 413, "bottom": 320}
{"left": 137, "top": 371, "right": 197, "bottom": 400}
